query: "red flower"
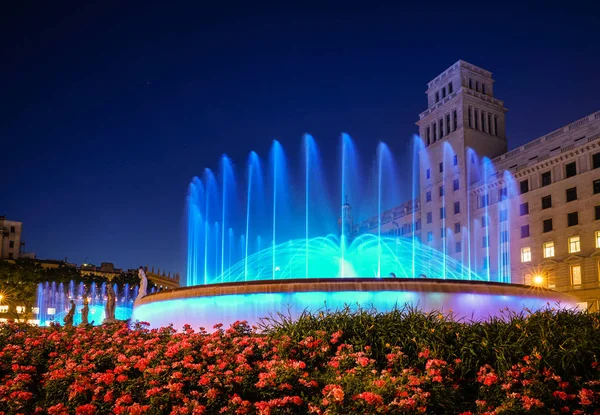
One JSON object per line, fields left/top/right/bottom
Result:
{"left": 75, "top": 404, "right": 96, "bottom": 415}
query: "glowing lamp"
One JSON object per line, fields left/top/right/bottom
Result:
{"left": 533, "top": 275, "right": 544, "bottom": 285}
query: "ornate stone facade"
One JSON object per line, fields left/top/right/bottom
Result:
{"left": 358, "top": 60, "right": 600, "bottom": 310}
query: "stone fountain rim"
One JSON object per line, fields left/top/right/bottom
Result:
{"left": 135, "top": 278, "right": 572, "bottom": 307}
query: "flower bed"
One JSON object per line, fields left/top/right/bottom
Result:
{"left": 1, "top": 308, "right": 600, "bottom": 414}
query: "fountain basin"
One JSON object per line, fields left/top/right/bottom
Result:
{"left": 131, "top": 278, "right": 577, "bottom": 330}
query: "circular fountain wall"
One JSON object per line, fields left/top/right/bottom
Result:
{"left": 132, "top": 278, "right": 576, "bottom": 330}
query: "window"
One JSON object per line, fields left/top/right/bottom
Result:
{"left": 571, "top": 265, "right": 582, "bottom": 286}
{"left": 543, "top": 219, "right": 553, "bottom": 233}
{"left": 596, "top": 205, "right": 600, "bottom": 220}
{"left": 520, "top": 180, "right": 529, "bottom": 194}
{"left": 499, "top": 187, "right": 508, "bottom": 201}
{"left": 455, "top": 241, "right": 461, "bottom": 253}
{"left": 442, "top": 87, "right": 446, "bottom": 98}
{"left": 482, "top": 83, "right": 486, "bottom": 95}
{"left": 566, "top": 187, "right": 577, "bottom": 202}
{"left": 468, "top": 107, "right": 472, "bottom": 128}
{"left": 435, "top": 92, "right": 440, "bottom": 103}
{"left": 482, "top": 236, "right": 489, "bottom": 248}
{"left": 426, "top": 191, "right": 431, "bottom": 202}
{"left": 543, "top": 241, "right": 555, "bottom": 258}
{"left": 499, "top": 209, "right": 508, "bottom": 222}
{"left": 439, "top": 162, "right": 443, "bottom": 173}
{"left": 10, "top": 226, "right": 15, "bottom": 233}
{"left": 520, "top": 202, "right": 529, "bottom": 216}
{"left": 440, "top": 228, "right": 446, "bottom": 238}
{"left": 480, "top": 194, "right": 489, "bottom": 208}
{"left": 565, "top": 162, "right": 577, "bottom": 178}
{"left": 594, "top": 179, "right": 600, "bottom": 194}
{"left": 453, "top": 154, "right": 458, "bottom": 166}
{"left": 521, "top": 225, "right": 530, "bottom": 238}
{"left": 427, "top": 212, "right": 432, "bottom": 224}
{"left": 453, "top": 110, "right": 457, "bottom": 132}
{"left": 481, "top": 215, "right": 488, "bottom": 227}
{"left": 439, "top": 119, "right": 444, "bottom": 138}
{"left": 487, "top": 113, "right": 492, "bottom": 135}
{"left": 416, "top": 220, "right": 421, "bottom": 231}
{"left": 453, "top": 179, "right": 459, "bottom": 191}
{"left": 568, "top": 212, "right": 579, "bottom": 227}
{"left": 440, "top": 207, "right": 446, "bottom": 219}
{"left": 569, "top": 235, "right": 581, "bottom": 253}
{"left": 446, "top": 114, "right": 451, "bottom": 135}
{"left": 0, "top": 305, "right": 8, "bottom": 313}
{"left": 501, "top": 230, "right": 509, "bottom": 243}
{"left": 439, "top": 186, "right": 445, "bottom": 197}
{"left": 594, "top": 152, "right": 600, "bottom": 169}
{"left": 426, "top": 169, "right": 430, "bottom": 179}
{"left": 481, "top": 110, "right": 486, "bottom": 133}
{"left": 448, "top": 82, "right": 453, "bottom": 94}
{"left": 9, "top": 241, "right": 14, "bottom": 248}
{"left": 427, "top": 231, "right": 433, "bottom": 242}
{"left": 521, "top": 247, "right": 531, "bottom": 263}
{"left": 454, "top": 201, "right": 460, "bottom": 214}
{"left": 483, "top": 256, "right": 489, "bottom": 270}
{"left": 475, "top": 80, "right": 480, "bottom": 92}
{"left": 596, "top": 231, "right": 600, "bottom": 248}
{"left": 494, "top": 116, "right": 498, "bottom": 136}
{"left": 454, "top": 222, "right": 461, "bottom": 234}
{"left": 433, "top": 122, "right": 437, "bottom": 141}
{"left": 469, "top": 78, "right": 473, "bottom": 89}
{"left": 542, "top": 195, "right": 552, "bottom": 209}
{"left": 8, "top": 253, "right": 13, "bottom": 260}
{"left": 426, "top": 127, "right": 430, "bottom": 145}
{"left": 541, "top": 171, "right": 551, "bottom": 187}
{"left": 474, "top": 109, "right": 479, "bottom": 129}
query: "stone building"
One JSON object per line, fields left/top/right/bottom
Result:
{"left": 0, "top": 216, "right": 23, "bottom": 260}
{"left": 357, "top": 60, "right": 600, "bottom": 310}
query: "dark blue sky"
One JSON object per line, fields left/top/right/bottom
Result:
{"left": 2, "top": 2, "right": 598, "bottom": 277}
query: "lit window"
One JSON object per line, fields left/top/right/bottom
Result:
{"left": 16, "top": 306, "right": 25, "bottom": 314}
{"left": 569, "top": 235, "right": 581, "bottom": 253}
{"left": 426, "top": 169, "right": 430, "bottom": 179}
{"left": 543, "top": 241, "right": 555, "bottom": 258}
{"left": 455, "top": 241, "right": 461, "bottom": 253}
{"left": 521, "top": 247, "right": 531, "bottom": 262}
{"left": 571, "top": 265, "right": 582, "bottom": 286}
{"left": 454, "top": 222, "right": 461, "bottom": 233}
{"left": 453, "top": 178, "right": 459, "bottom": 191}
{"left": 0, "top": 305, "right": 8, "bottom": 313}
{"left": 426, "top": 191, "right": 431, "bottom": 202}
{"left": 427, "top": 231, "right": 433, "bottom": 242}
{"left": 596, "top": 231, "right": 600, "bottom": 248}
{"left": 31, "top": 307, "right": 39, "bottom": 314}
{"left": 47, "top": 308, "right": 56, "bottom": 315}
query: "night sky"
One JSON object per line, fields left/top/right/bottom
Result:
{"left": 2, "top": 2, "right": 599, "bottom": 277}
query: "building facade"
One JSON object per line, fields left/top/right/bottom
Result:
{"left": 357, "top": 60, "right": 600, "bottom": 310}
{"left": 0, "top": 216, "right": 23, "bottom": 260}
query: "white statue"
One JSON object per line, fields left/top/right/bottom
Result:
{"left": 137, "top": 266, "right": 148, "bottom": 300}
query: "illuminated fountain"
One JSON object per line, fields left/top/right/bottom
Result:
{"left": 132, "top": 134, "right": 576, "bottom": 329}
{"left": 34, "top": 281, "right": 140, "bottom": 326}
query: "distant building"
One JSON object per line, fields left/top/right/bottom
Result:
{"left": 80, "top": 262, "right": 123, "bottom": 279}
{"left": 0, "top": 216, "right": 24, "bottom": 260}
{"left": 141, "top": 266, "right": 181, "bottom": 290}
{"left": 357, "top": 60, "right": 600, "bottom": 311}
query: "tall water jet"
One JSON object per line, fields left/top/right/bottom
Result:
{"left": 268, "top": 141, "right": 289, "bottom": 280}
{"left": 186, "top": 177, "right": 204, "bottom": 286}
{"left": 245, "top": 152, "right": 264, "bottom": 281}
{"left": 340, "top": 133, "right": 359, "bottom": 277}
{"left": 203, "top": 169, "right": 218, "bottom": 284}
{"left": 220, "top": 155, "right": 235, "bottom": 282}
